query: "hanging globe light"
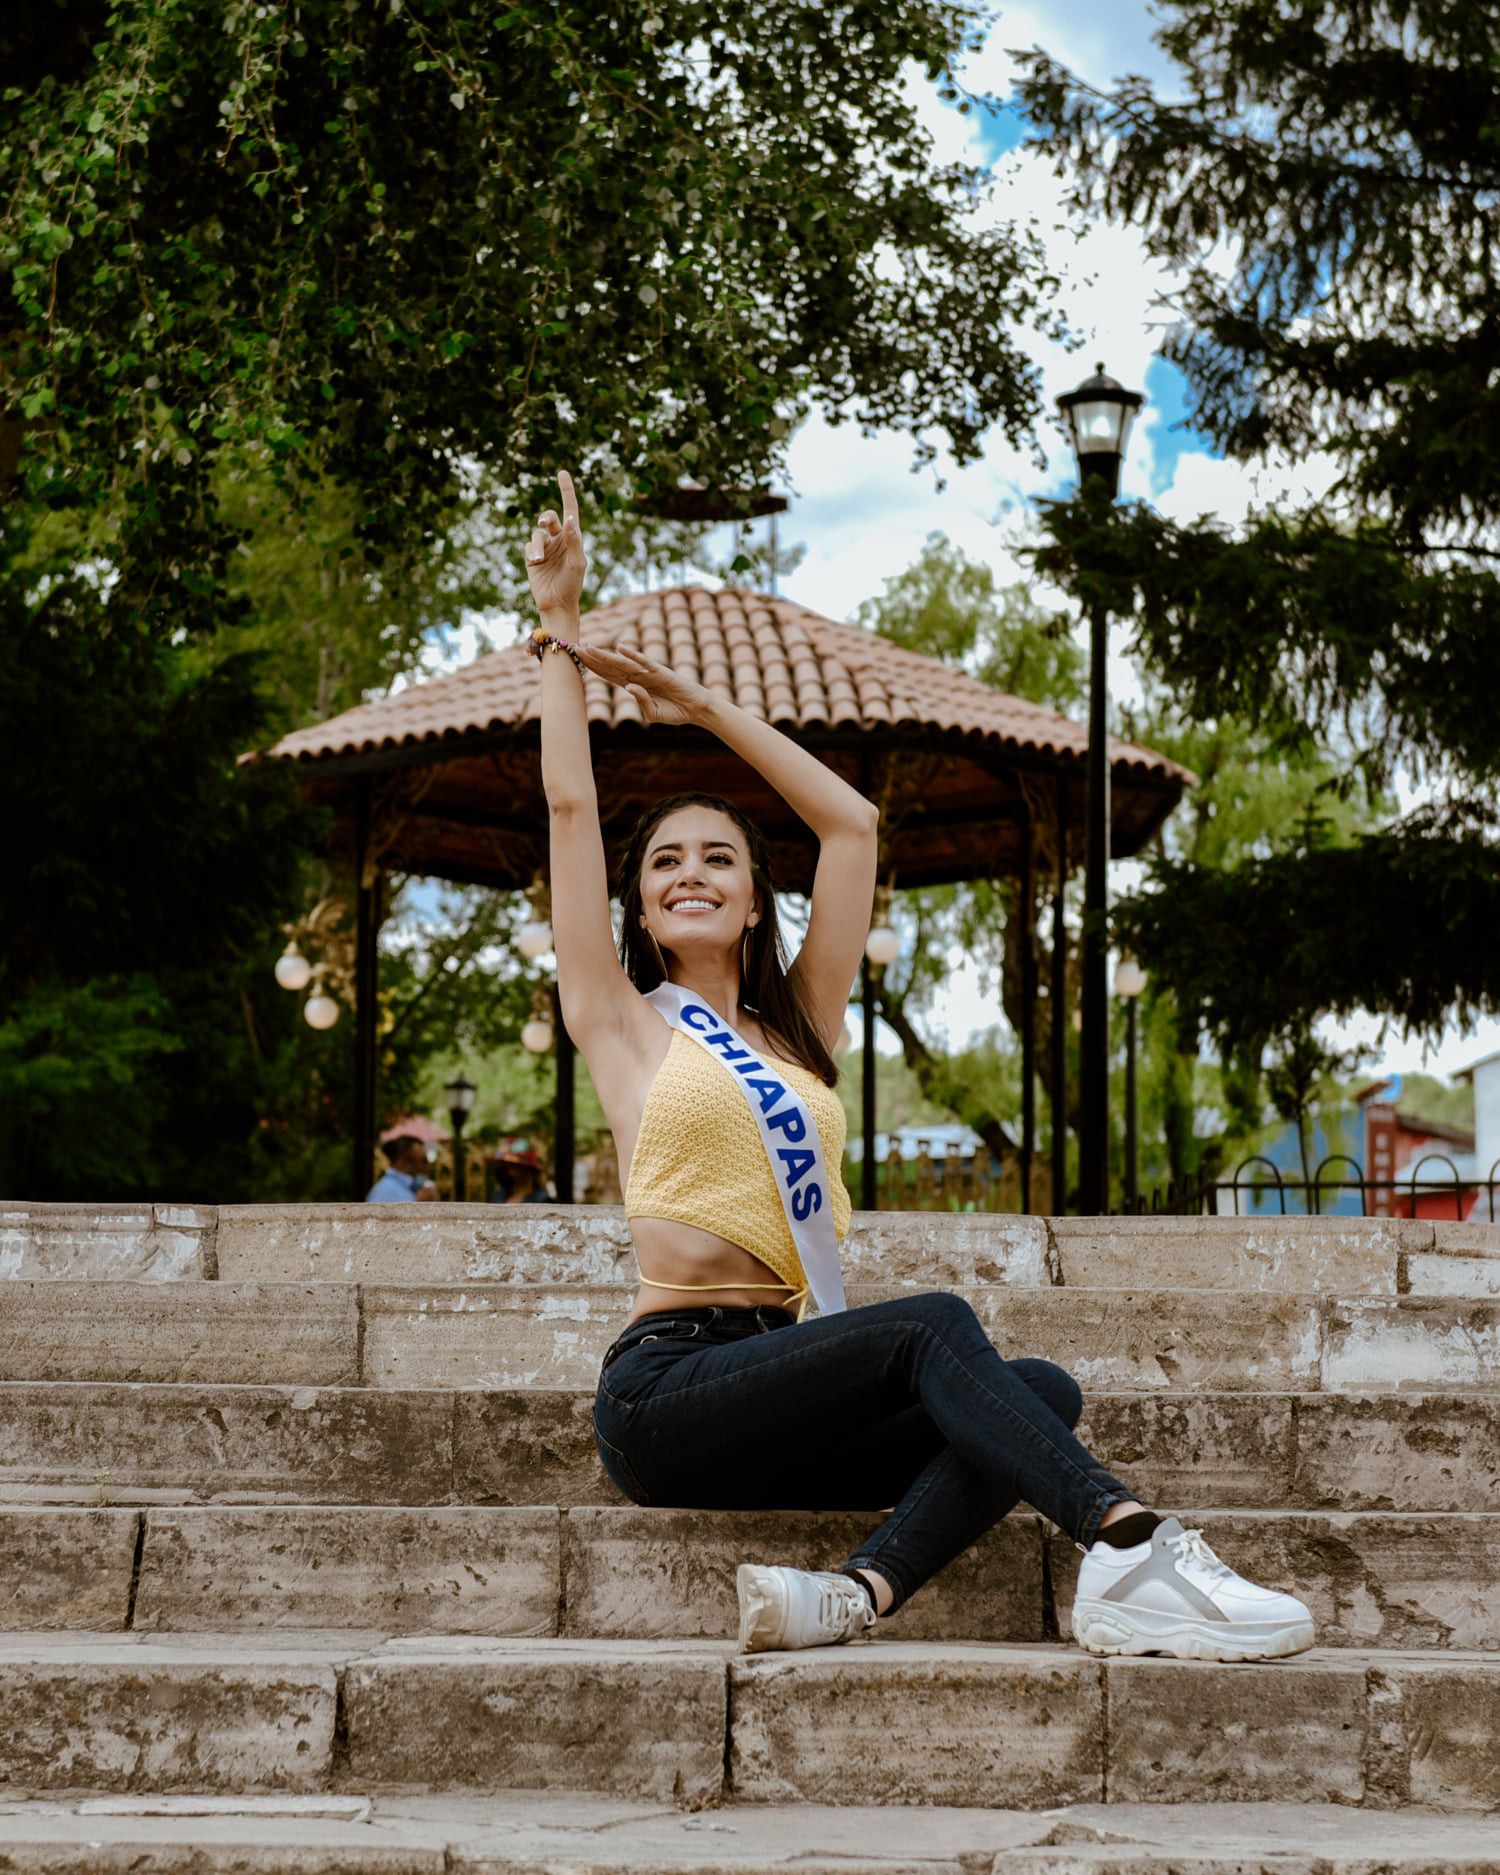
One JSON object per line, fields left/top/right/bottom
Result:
{"left": 275, "top": 943, "right": 312, "bottom": 992}
{"left": 303, "top": 989, "right": 340, "bottom": 1030}
{"left": 521, "top": 1015, "right": 554, "bottom": 1054}
{"left": 865, "top": 924, "right": 900, "bottom": 966}
{"left": 518, "top": 920, "right": 554, "bottom": 959}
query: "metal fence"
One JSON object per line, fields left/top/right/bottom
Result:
{"left": 1133, "top": 1153, "right": 1500, "bottom": 1221}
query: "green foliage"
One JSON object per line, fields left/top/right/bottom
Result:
{"left": 1016, "top": 1, "right": 1500, "bottom": 538}
{"left": 1016, "top": 2, "right": 1500, "bottom": 1065}
{"left": 855, "top": 531, "right": 1085, "bottom": 707}
{"left": 1032, "top": 496, "right": 1500, "bottom": 792}
{"left": 3, "top": 0, "right": 1060, "bottom": 626}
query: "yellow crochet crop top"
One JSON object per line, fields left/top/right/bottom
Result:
{"left": 625, "top": 1028, "right": 851, "bottom": 1302}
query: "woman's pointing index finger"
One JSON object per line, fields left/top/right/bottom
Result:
{"left": 558, "top": 470, "right": 580, "bottom": 529}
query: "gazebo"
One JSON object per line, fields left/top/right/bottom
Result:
{"left": 252, "top": 586, "right": 1191, "bottom": 1203}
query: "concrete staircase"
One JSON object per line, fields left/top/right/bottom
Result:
{"left": 2, "top": 1202, "right": 1499, "bottom": 1871}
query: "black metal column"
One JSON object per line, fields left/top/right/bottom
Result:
{"left": 1124, "top": 995, "right": 1139, "bottom": 1213}
{"left": 1018, "top": 805, "right": 1035, "bottom": 1215}
{"left": 1078, "top": 601, "right": 1111, "bottom": 1215}
{"left": 352, "top": 775, "right": 379, "bottom": 1203}
{"left": 553, "top": 985, "right": 575, "bottom": 1203}
{"left": 861, "top": 955, "right": 877, "bottom": 1210}
{"left": 1050, "top": 780, "right": 1069, "bottom": 1215}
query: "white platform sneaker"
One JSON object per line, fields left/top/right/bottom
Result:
{"left": 737, "top": 1565, "right": 877, "bottom": 1654}
{"left": 1072, "top": 1517, "right": 1315, "bottom": 1662}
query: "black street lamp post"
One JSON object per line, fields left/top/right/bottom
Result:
{"left": 444, "top": 1073, "right": 478, "bottom": 1202}
{"left": 1055, "top": 364, "right": 1144, "bottom": 1216}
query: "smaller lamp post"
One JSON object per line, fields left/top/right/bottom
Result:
{"left": 1114, "top": 958, "right": 1147, "bottom": 1211}
{"left": 860, "top": 892, "right": 900, "bottom": 1210}
{"left": 444, "top": 1073, "right": 478, "bottom": 1202}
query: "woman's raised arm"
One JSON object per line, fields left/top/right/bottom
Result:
{"left": 524, "top": 475, "right": 640, "bottom": 1055}
{"left": 578, "top": 640, "right": 878, "bottom": 1046}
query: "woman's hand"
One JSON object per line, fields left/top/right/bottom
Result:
{"left": 578, "top": 642, "right": 708, "bottom": 727}
{"left": 524, "top": 470, "right": 588, "bottom": 618}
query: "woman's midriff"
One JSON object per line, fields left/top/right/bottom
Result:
{"left": 625, "top": 1215, "right": 796, "bottom": 1324}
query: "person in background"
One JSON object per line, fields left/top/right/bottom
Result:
{"left": 488, "top": 1137, "right": 552, "bottom": 1203}
{"left": 365, "top": 1135, "right": 438, "bottom": 1203}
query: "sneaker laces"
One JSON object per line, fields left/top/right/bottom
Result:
{"left": 1168, "top": 1526, "right": 1232, "bottom": 1585}
{"left": 814, "top": 1573, "right": 873, "bottom": 1640}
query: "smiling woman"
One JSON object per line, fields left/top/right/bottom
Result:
{"left": 521, "top": 470, "right": 1314, "bottom": 1668}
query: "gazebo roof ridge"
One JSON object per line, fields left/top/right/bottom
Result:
{"left": 253, "top": 583, "right": 1193, "bottom": 788}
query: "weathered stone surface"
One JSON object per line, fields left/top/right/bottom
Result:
{"left": 729, "top": 1643, "right": 1103, "bottom": 1807}
{"left": 1432, "top": 1220, "right": 1500, "bottom": 1260}
{"left": 1384, "top": 1658, "right": 1500, "bottom": 1810}
{"left": 1323, "top": 1296, "right": 1500, "bottom": 1389}
{"left": 0, "top": 1644, "right": 335, "bottom": 1790}
{"left": 0, "top": 1508, "right": 139, "bottom": 1629}
{"left": 452, "top": 1390, "right": 620, "bottom": 1508}
{"left": 368, "top": 1284, "right": 1330, "bottom": 1394}
{"left": 216, "top": 1205, "right": 636, "bottom": 1287}
{"left": 1105, "top": 1656, "right": 1368, "bottom": 1804}
{"left": 563, "top": 1508, "right": 1043, "bottom": 1643}
{"left": 214, "top": 1206, "right": 1056, "bottom": 1290}
{"left": 135, "top": 1507, "right": 560, "bottom": 1635}
{"left": 1076, "top": 1393, "right": 1295, "bottom": 1507}
{"left": 0, "top": 1206, "right": 208, "bottom": 1283}
{"left": 1292, "top": 1393, "right": 1500, "bottom": 1513}
{"left": 0, "top": 1284, "right": 357, "bottom": 1387}
{"left": 961, "top": 1287, "right": 1324, "bottom": 1393}
{"left": 363, "top": 1285, "right": 631, "bottom": 1390}
{"left": 1404, "top": 1252, "right": 1500, "bottom": 1298}
{"left": 1051, "top": 1216, "right": 1418, "bottom": 1295}
{"left": 0, "top": 1384, "right": 453, "bottom": 1505}
{"left": 1049, "top": 1512, "right": 1500, "bottom": 1651}
{"left": 8, "top": 1792, "right": 1500, "bottom": 1875}
{"left": 343, "top": 1642, "right": 726, "bottom": 1803}
{"left": 840, "top": 1213, "right": 1056, "bottom": 1288}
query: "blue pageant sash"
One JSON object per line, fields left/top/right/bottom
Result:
{"left": 646, "top": 983, "right": 846, "bottom": 1317}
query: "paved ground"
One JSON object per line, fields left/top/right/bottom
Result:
{"left": 1, "top": 1793, "right": 1499, "bottom": 1872}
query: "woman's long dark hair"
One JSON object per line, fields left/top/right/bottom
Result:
{"left": 615, "top": 792, "right": 838, "bottom": 1087}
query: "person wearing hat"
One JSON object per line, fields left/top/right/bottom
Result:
{"left": 488, "top": 1137, "right": 551, "bottom": 1203}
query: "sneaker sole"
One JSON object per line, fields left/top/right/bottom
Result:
{"left": 1072, "top": 1596, "right": 1315, "bottom": 1662}
{"left": 737, "top": 1564, "right": 785, "bottom": 1655}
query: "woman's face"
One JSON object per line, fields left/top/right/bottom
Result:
{"left": 639, "top": 804, "right": 758, "bottom": 960}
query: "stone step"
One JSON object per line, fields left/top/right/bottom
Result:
{"left": 17, "top": 1201, "right": 1496, "bottom": 1294}
{"left": 11, "top": 1280, "right": 1500, "bottom": 1392}
{"left": 0, "top": 1633, "right": 1495, "bottom": 1813}
{"left": 6, "top": 1503, "right": 1498, "bottom": 1654}
{"left": 3, "top": 1383, "right": 1497, "bottom": 1512}
{"left": 4, "top": 1793, "right": 1500, "bottom": 1874}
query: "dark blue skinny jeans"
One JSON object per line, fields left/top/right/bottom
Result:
{"left": 591, "top": 1290, "right": 1136, "bottom": 1612}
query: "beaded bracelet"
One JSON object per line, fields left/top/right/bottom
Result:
{"left": 525, "top": 628, "right": 584, "bottom": 672}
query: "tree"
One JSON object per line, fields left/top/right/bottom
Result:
{"left": 4, "top": 0, "right": 1062, "bottom": 620}
{"left": 1016, "top": 1, "right": 1500, "bottom": 1057}
{"left": 854, "top": 534, "right": 1084, "bottom": 1170}
{"left": 3, "top": 0, "right": 1068, "bottom": 1196}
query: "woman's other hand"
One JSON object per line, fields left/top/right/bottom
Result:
{"left": 524, "top": 470, "right": 588, "bottom": 618}
{"left": 579, "top": 642, "right": 708, "bottom": 727}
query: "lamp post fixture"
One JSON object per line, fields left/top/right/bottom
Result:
{"left": 861, "top": 890, "right": 900, "bottom": 1210}
{"left": 444, "top": 1073, "right": 478, "bottom": 1202}
{"left": 1115, "top": 958, "right": 1147, "bottom": 1212}
{"left": 1055, "top": 363, "right": 1144, "bottom": 1216}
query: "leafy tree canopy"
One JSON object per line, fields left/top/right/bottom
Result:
{"left": 1013, "top": 2, "right": 1500, "bottom": 1057}
{"left": 4, "top": 0, "right": 1062, "bottom": 630}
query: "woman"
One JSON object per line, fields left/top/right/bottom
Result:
{"left": 524, "top": 473, "right": 1312, "bottom": 1663}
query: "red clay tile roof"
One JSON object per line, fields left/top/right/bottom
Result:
{"left": 257, "top": 586, "right": 1192, "bottom": 785}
